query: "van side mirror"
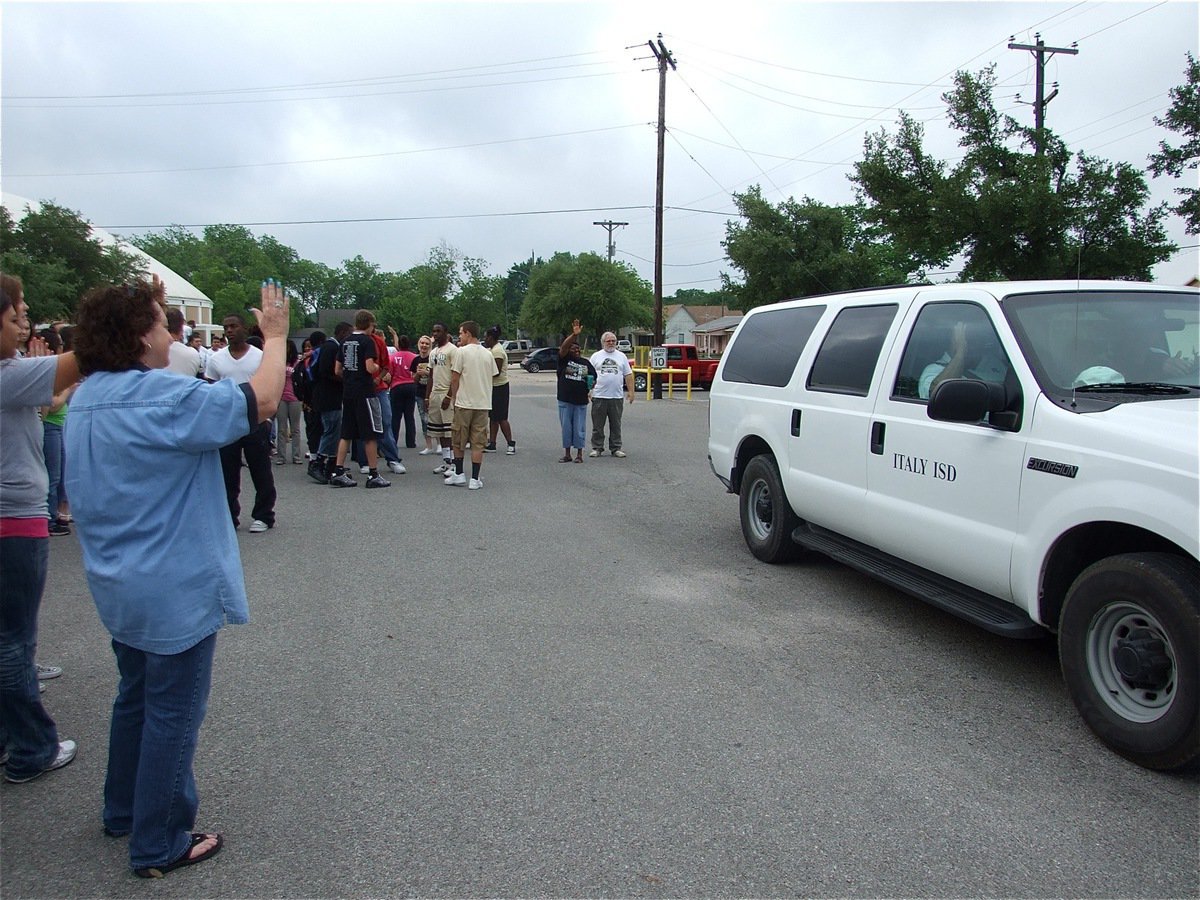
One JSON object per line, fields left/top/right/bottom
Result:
{"left": 928, "top": 379, "right": 1008, "bottom": 424}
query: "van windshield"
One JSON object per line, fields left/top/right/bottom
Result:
{"left": 1003, "top": 289, "right": 1200, "bottom": 403}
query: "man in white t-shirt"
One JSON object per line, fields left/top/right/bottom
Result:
{"left": 165, "top": 308, "right": 202, "bottom": 378}
{"left": 206, "top": 313, "right": 276, "bottom": 532}
{"left": 588, "top": 331, "right": 634, "bottom": 458}
{"left": 443, "top": 320, "right": 497, "bottom": 490}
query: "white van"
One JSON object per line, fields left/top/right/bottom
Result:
{"left": 708, "top": 280, "right": 1199, "bottom": 769}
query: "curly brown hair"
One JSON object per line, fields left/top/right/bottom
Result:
{"left": 0, "top": 273, "right": 23, "bottom": 316}
{"left": 74, "top": 279, "right": 166, "bottom": 375}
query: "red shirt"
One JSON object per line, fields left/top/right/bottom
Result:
{"left": 370, "top": 333, "right": 390, "bottom": 393}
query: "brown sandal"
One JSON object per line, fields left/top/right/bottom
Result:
{"left": 559, "top": 455, "right": 572, "bottom": 463}
{"left": 135, "top": 832, "right": 223, "bottom": 878}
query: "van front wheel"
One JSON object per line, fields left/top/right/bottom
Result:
{"left": 1059, "top": 552, "right": 1199, "bottom": 770}
{"left": 739, "top": 455, "right": 802, "bottom": 564}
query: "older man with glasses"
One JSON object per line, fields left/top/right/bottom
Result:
{"left": 588, "top": 332, "right": 634, "bottom": 458}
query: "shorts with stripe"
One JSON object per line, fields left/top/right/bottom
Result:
{"left": 427, "top": 391, "right": 454, "bottom": 438}
{"left": 340, "top": 396, "right": 383, "bottom": 441}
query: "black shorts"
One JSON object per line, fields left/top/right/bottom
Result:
{"left": 340, "top": 396, "right": 383, "bottom": 441}
{"left": 490, "top": 382, "right": 510, "bottom": 422}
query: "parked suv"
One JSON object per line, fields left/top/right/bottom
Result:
{"left": 708, "top": 280, "right": 1199, "bottom": 769}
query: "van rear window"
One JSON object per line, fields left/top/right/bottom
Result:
{"left": 721, "top": 305, "right": 825, "bottom": 387}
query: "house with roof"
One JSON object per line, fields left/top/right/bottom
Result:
{"left": 622, "top": 304, "right": 743, "bottom": 353}
{"left": 691, "top": 314, "right": 744, "bottom": 356}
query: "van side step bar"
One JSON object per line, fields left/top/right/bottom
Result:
{"left": 791, "top": 524, "right": 1044, "bottom": 639}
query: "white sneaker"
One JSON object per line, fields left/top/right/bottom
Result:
{"left": 248, "top": 520, "right": 269, "bottom": 533}
{"left": 588, "top": 449, "right": 601, "bottom": 458}
{"left": 418, "top": 448, "right": 433, "bottom": 455}
{"left": 4, "top": 739, "right": 77, "bottom": 783}
{"left": 433, "top": 463, "right": 450, "bottom": 474}
{"left": 36, "top": 664, "right": 62, "bottom": 680}
{"left": 468, "top": 478, "right": 483, "bottom": 490}
{"left": 388, "top": 461, "right": 407, "bottom": 475}
{"left": 444, "top": 472, "right": 467, "bottom": 486}
{"left": 359, "top": 465, "right": 371, "bottom": 474}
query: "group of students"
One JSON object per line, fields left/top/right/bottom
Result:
{"left": 295, "top": 313, "right": 518, "bottom": 492}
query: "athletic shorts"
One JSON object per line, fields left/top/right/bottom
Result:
{"left": 452, "top": 407, "right": 491, "bottom": 453}
{"left": 340, "top": 396, "right": 383, "bottom": 441}
{"left": 427, "top": 391, "right": 454, "bottom": 437}
{"left": 489, "top": 382, "right": 510, "bottom": 423}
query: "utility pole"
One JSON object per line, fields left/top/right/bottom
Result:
{"left": 1008, "top": 33, "right": 1078, "bottom": 156}
{"left": 592, "top": 220, "right": 628, "bottom": 263}
{"left": 649, "top": 34, "right": 675, "bottom": 400}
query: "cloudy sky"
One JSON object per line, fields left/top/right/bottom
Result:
{"left": 3, "top": 1, "right": 1197, "bottom": 295}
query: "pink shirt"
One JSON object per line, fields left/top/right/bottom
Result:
{"left": 389, "top": 350, "right": 416, "bottom": 387}
{"left": 280, "top": 364, "right": 298, "bottom": 403}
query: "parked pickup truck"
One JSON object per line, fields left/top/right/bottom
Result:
{"left": 633, "top": 344, "right": 719, "bottom": 391}
{"left": 500, "top": 339, "right": 533, "bottom": 364}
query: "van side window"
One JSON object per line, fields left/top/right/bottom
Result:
{"left": 807, "top": 304, "right": 898, "bottom": 396}
{"left": 721, "top": 305, "right": 826, "bottom": 387}
{"left": 894, "top": 303, "right": 1010, "bottom": 401}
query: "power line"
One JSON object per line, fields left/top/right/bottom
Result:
{"left": 3, "top": 50, "right": 620, "bottom": 101}
{"left": 4, "top": 69, "right": 634, "bottom": 111}
{"left": 97, "top": 206, "right": 655, "bottom": 231}
{"left": 6, "top": 123, "right": 646, "bottom": 178}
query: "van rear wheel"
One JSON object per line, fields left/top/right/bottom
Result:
{"left": 739, "top": 455, "right": 802, "bottom": 563}
{"left": 1059, "top": 552, "right": 1199, "bottom": 770}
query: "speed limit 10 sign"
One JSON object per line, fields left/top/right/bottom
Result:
{"left": 650, "top": 347, "right": 667, "bottom": 369}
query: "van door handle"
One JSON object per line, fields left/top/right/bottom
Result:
{"left": 870, "top": 421, "right": 885, "bottom": 455}
{"left": 791, "top": 409, "right": 802, "bottom": 437}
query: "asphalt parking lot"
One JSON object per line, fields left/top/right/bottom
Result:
{"left": 4, "top": 370, "right": 1197, "bottom": 899}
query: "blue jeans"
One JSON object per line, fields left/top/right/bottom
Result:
{"left": 318, "top": 409, "right": 342, "bottom": 458}
{"left": 43, "top": 421, "right": 63, "bottom": 521}
{"left": 0, "top": 536, "right": 60, "bottom": 779}
{"left": 104, "top": 634, "right": 216, "bottom": 870}
{"left": 375, "top": 391, "right": 401, "bottom": 464}
{"left": 558, "top": 401, "right": 588, "bottom": 451}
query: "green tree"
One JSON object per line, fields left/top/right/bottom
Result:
{"left": 722, "top": 187, "right": 915, "bottom": 309}
{"left": 854, "top": 66, "right": 1173, "bottom": 280}
{"left": 133, "top": 224, "right": 304, "bottom": 326}
{"left": 288, "top": 258, "right": 345, "bottom": 321}
{"left": 1149, "top": 52, "right": 1200, "bottom": 234}
{"left": 669, "top": 286, "right": 738, "bottom": 307}
{"left": 519, "top": 252, "right": 652, "bottom": 347}
{"left": 340, "top": 255, "right": 387, "bottom": 310}
{"left": 502, "top": 256, "right": 544, "bottom": 330}
{"left": 1, "top": 201, "right": 142, "bottom": 322}
{"left": 455, "top": 256, "right": 505, "bottom": 330}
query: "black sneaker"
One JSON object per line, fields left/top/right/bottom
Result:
{"left": 48, "top": 521, "right": 71, "bottom": 537}
{"left": 365, "top": 474, "right": 391, "bottom": 489}
{"left": 329, "top": 472, "right": 357, "bottom": 488}
{"left": 307, "top": 462, "right": 329, "bottom": 484}
{"left": 483, "top": 442, "right": 497, "bottom": 453}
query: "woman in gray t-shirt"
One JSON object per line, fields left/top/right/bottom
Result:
{"left": 0, "top": 273, "right": 80, "bottom": 784}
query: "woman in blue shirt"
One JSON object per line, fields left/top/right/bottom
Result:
{"left": 65, "top": 277, "right": 289, "bottom": 878}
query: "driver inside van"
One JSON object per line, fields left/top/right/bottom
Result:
{"left": 918, "top": 320, "right": 1009, "bottom": 399}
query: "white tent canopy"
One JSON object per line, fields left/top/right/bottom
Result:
{"left": 2, "top": 192, "right": 215, "bottom": 333}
